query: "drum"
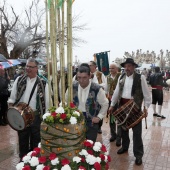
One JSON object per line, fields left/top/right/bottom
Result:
{"left": 113, "top": 100, "right": 146, "bottom": 130}
{"left": 7, "top": 102, "right": 34, "bottom": 131}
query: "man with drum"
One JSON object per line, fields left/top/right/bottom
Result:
{"left": 109, "top": 58, "right": 151, "bottom": 166}
{"left": 8, "top": 58, "right": 49, "bottom": 161}
{"left": 105, "top": 63, "right": 121, "bottom": 145}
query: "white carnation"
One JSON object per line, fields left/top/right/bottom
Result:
{"left": 73, "top": 156, "right": 81, "bottom": 163}
{"left": 73, "top": 110, "right": 80, "bottom": 116}
{"left": 27, "top": 151, "right": 34, "bottom": 156}
{"left": 22, "top": 155, "right": 31, "bottom": 163}
{"left": 55, "top": 106, "right": 65, "bottom": 114}
{"left": 38, "top": 143, "right": 41, "bottom": 148}
{"left": 61, "top": 164, "right": 71, "bottom": 170}
{"left": 96, "top": 157, "right": 101, "bottom": 163}
{"left": 85, "top": 154, "right": 96, "bottom": 165}
{"left": 51, "top": 157, "right": 59, "bottom": 165}
{"left": 42, "top": 112, "right": 51, "bottom": 120}
{"left": 36, "top": 164, "right": 45, "bottom": 170}
{"left": 69, "top": 116, "right": 77, "bottom": 124}
{"left": 79, "top": 149, "right": 88, "bottom": 156}
{"left": 29, "top": 156, "right": 39, "bottom": 167}
{"left": 93, "top": 142, "right": 102, "bottom": 152}
{"left": 16, "top": 162, "right": 24, "bottom": 170}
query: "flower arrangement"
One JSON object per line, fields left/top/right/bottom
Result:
{"left": 16, "top": 140, "right": 111, "bottom": 170}
{"left": 43, "top": 102, "right": 84, "bottom": 125}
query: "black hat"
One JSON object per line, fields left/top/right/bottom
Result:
{"left": 120, "top": 58, "right": 138, "bottom": 68}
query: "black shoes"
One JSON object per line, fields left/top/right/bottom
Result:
{"left": 153, "top": 113, "right": 157, "bottom": 116}
{"left": 135, "top": 157, "right": 142, "bottom": 165}
{"left": 98, "top": 128, "right": 102, "bottom": 134}
{"left": 157, "top": 115, "right": 166, "bottom": 119}
{"left": 117, "top": 148, "right": 128, "bottom": 154}
{"left": 116, "top": 141, "right": 121, "bottom": 147}
{"left": 110, "top": 136, "right": 116, "bottom": 142}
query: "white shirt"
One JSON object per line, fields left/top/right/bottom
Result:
{"left": 111, "top": 74, "right": 151, "bottom": 108}
{"left": 8, "top": 76, "right": 49, "bottom": 112}
{"left": 65, "top": 80, "right": 108, "bottom": 119}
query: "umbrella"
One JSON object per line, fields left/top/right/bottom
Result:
{"left": 0, "top": 62, "right": 12, "bottom": 69}
{"left": 8, "top": 59, "right": 21, "bottom": 66}
{"left": 0, "top": 54, "right": 8, "bottom": 62}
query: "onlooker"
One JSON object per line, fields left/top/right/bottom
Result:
{"left": 149, "top": 67, "right": 169, "bottom": 118}
{"left": 0, "top": 67, "right": 10, "bottom": 125}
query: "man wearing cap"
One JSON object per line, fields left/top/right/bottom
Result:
{"left": 109, "top": 58, "right": 151, "bottom": 166}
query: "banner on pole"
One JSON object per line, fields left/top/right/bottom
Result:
{"left": 95, "top": 52, "right": 109, "bottom": 76}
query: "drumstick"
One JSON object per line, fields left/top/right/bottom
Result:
{"left": 144, "top": 106, "right": 147, "bottom": 129}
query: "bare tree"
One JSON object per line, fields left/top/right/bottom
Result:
{"left": 0, "top": 0, "right": 87, "bottom": 59}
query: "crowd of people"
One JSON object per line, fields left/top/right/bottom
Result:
{"left": 1, "top": 57, "right": 170, "bottom": 166}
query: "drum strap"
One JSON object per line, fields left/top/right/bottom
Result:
{"left": 13, "top": 77, "right": 39, "bottom": 106}
{"left": 27, "top": 78, "right": 39, "bottom": 105}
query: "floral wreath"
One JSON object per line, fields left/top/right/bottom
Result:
{"left": 16, "top": 140, "right": 111, "bottom": 170}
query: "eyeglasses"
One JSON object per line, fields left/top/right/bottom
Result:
{"left": 26, "top": 65, "right": 37, "bottom": 69}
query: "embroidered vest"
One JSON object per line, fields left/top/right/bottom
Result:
{"left": 73, "top": 82, "right": 101, "bottom": 118}
{"left": 107, "top": 72, "right": 121, "bottom": 96}
{"left": 16, "top": 75, "right": 47, "bottom": 115}
{"left": 118, "top": 72, "right": 143, "bottom": 108}
{"left": 96, "top": 71, "right": 103, "bottom": 84}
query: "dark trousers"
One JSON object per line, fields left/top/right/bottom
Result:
{"left": 121, "top": 121, "right": 143, "bottom": 158}
{"left": 110, "top": 116, "right": 121, "bottom": 142}
{"left": 18, "top": 115, "right": 41, "bottom": 159}
{"left": 152, "top": 89, "right": 163, "bottom": 105}
{"left": 0, "top": 95, "right": 8, "bottom": 123}
{"left": 83, "top": 112, "right": 99, "bottom": 142}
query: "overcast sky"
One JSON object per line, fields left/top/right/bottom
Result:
{"left": 7, "top": 0, "right": 170, "bottom": 63}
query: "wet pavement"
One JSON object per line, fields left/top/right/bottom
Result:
{"left": 1, "top": 89, "right": 170, "bottom": 170}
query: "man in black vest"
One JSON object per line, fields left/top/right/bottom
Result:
{"left": 8, "top": 58, "right": 49, "bottom": 161}
{"left": 109, "top": 58, "right": 151, "bottom": 166}
{"left": 149, "top": 66, "right": 168, "bottom": 118}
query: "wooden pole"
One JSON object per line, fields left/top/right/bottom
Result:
{"left": 67, "top": 0, "right": 73, "bottom": 106}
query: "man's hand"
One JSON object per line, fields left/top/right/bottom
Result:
{"left": 92, "top": 117, "right": 101, "bottom": 124}
{"left": 108, "top": 106, "right": 114, "bottom": 114}
{"left": 8, "top": 103, "right": 14, "bottom": 108}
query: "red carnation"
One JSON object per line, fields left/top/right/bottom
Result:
{"left": 87, "top": 149, "right": 93, "bottom": 155}
{"left": 51, "top": 112, "right": 57, "bottom": 117}
{"left": 105, "top": 162, "right": 109, "bottom": 170}
{"left": 33, "top": 147, "right": 41, "bottom": 154}
{"left": 61, "top": 158, "right": 70, "bottom": 165}
{"left": 107, "top": 155, "right": 111, "bottom": 162}
{"left": 81, "top": 157, "right": 85, "bottom": 162}
{"left": 38, "top": 156, "right": 47, "bottom": 164}
{"left": 49, "top": 153, "right": 57, "bottom": 160}
{"left": 31, "top": 151, "right": 38, "bottom": 157}
{"left": 100, "top": 154, "right": 105, "bottom": 161}
{"left": 101, "top": 144, "right": 107, "bottom": 152}
{"left": 94, "top": 162, "right": 101, "bottom": 170}
{"left": 22, "top": 165, "right": 31, "bottom": 170}
{"left": 78, "top": 166, "right": 86, "bottom": 170}
{"left": 43, "top": 166, "right": 50, "bottom": 170}
{"left": 84, "top": 141, "right": 93, "bottom": 148}
{"left": 60, "top": 113, "right": 67, "bottom": 120}
{"left": 70, "top": 102, "right": 75, "bottom": 108}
